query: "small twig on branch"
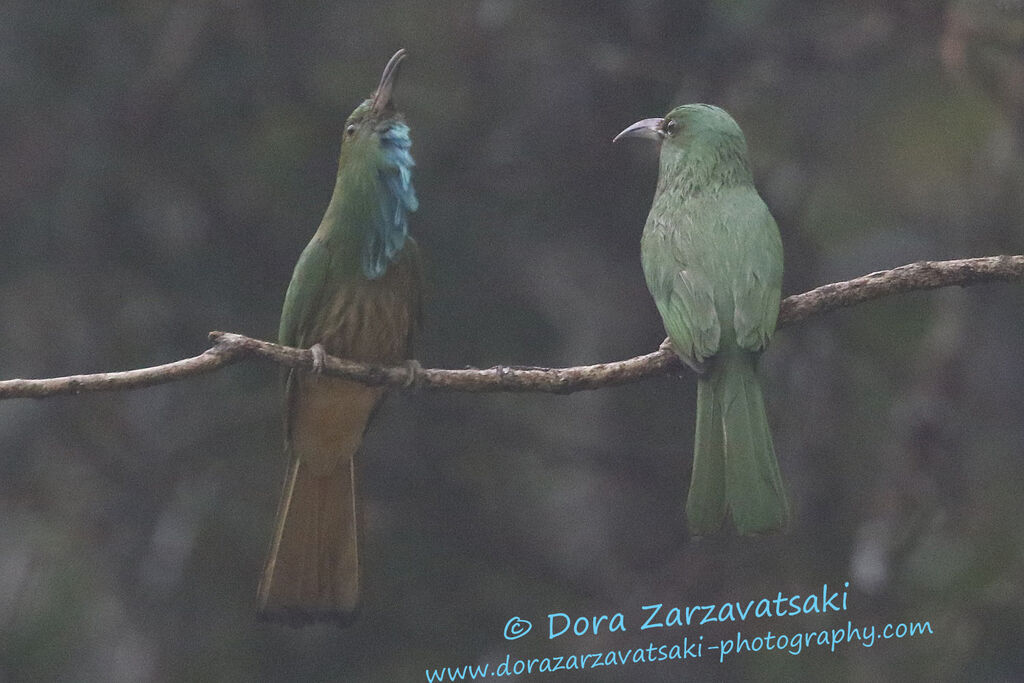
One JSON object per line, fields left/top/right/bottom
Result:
{"left": 1, "top": 255, "right": 1021, "bottom": 400}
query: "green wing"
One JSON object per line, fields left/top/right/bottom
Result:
{"left": 727, "top": 190, "right": 782, "bottom": 352}
{"left": 279, "top": 237, "right": 332, "bottom": 348}
{"left": 641, "top": 214, "right": 721, "bottom": 367}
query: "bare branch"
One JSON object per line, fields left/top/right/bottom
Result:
{"left": 0, "top": 343, "right": 246, "bottom": 399}
{"left": 777, "top": 255, "right": 1024, "bottom": 325}
{"left": 1, "top": 255, "right": 1021, "bottom": 400}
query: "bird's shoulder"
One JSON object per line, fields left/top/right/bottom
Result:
{"left": 279, "top": 237, "right": 334, "bottom": 348}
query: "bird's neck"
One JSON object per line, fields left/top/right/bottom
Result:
{"left": 317, "top": 161, "right": 378, "bottom": 278}
{"left": 317, "top": 124, "right": 417, "bottom": 280}
{"left": 658, "top": 139, "right": 753, "bottom": 198}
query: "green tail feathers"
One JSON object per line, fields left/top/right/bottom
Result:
{"left": 686, "top": 352, "right": 789, "bottom": 536}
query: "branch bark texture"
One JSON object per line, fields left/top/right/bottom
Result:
{"left": 1, "top": 256, "right": 1021, "bottom": 400}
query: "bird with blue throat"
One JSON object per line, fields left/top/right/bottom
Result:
{"left": 615, "top": 104, "right": 789, "bottom": 536}
{"left": 258, "top": 49, "right": 421, "bottom": 625}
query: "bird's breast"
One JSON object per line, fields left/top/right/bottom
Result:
{"left": 306, "top": 251, "right": 420, "bottom": 364}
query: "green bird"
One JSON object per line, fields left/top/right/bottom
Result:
{"left": 258, "top": 49, "right": 421, "bottom": 625}
{"left": 615, "top": 104, "right": 788, "bottom": 536}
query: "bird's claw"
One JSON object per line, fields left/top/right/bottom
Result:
{"left": 402, "top": 359, "right": 422, "bottom": 388}
{"left": 658, "top": 338, "right": 706, "bottom": 375}
{"left": 310, "top": 343, "right": 328, "bottom": 375}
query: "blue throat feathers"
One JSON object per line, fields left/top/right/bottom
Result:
{"left": 361, "top": 122, "right": 418, "bottom": 279}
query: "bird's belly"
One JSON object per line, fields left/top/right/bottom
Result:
{"left": 291, "top": 376, "right": 384, "bottom": 476}
{"left": 290, "top": 265, "right": 418, "bottom": 475}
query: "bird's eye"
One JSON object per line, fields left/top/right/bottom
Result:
{"left": 345, "top": 124, "right": 357, "bottom": 137}
{"left": 664, "top": 119, "right": 678, "bottom": 135}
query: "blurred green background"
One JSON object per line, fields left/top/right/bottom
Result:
{"left": 2, "top": 1, "right": 1023, "bottom": 680}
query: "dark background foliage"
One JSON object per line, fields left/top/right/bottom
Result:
{"left": 2, "top": 1, "right": 1023, "bottom": 680}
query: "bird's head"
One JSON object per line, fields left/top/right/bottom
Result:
{"left": 614, "top": 104, "right": 752, "bottom": 190}
{"left": 339, "top": 48, "right": 412, "bottom": 161}
{"left": 334, "top": 49, "right": 418, "bottom": 279}
{"left": 614, "top": 103, "right": 746, "bottom": 149}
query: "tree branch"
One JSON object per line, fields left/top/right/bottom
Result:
{"left": 1, "top": 255, "right": 1021, "bottom": 400}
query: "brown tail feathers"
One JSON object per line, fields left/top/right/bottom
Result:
{"left": 257, "top": 454, "right": 361, "bottom": 626}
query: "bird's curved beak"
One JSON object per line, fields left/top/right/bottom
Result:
{"left": 613, "top": 118, "right": 665, "bottom": 143}
{"left": 371, "top": 48, "right": 407, "bottom": 115}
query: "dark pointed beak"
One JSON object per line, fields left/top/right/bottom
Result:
{"left": 371, "top": 48, "right": 407, "bottom": 115}
{"left": 613, "top": 118, "right": 665, "bottom": 142}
